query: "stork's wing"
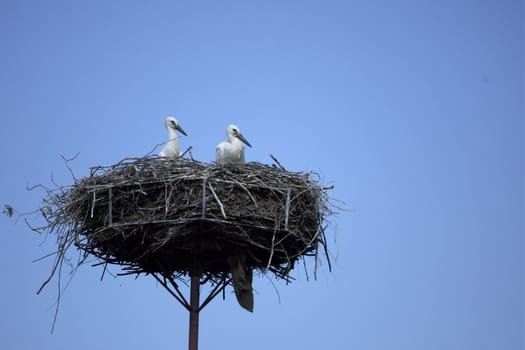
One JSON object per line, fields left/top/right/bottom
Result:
{"left": 216, "top": 144, "right": 223, "bottom": 163}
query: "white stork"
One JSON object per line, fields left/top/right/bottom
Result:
{"left": 159, "top": 116, "right": 187, "bottom": 158}
{"left": 216, "top": 124, "right": 252, "bottom": 164}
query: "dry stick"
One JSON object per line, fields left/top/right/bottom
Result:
{"left": 321, "top": 231, "right": 333, "bottom": 272}
{"left": 307, "top": 224, "right": 323, "bottom": 246}
{"left": 100, "top": 263, "right": 108, "bottom": 282}
{"left": 180, "top": 146, "right": 193, "bottom": 159}
{"left": 264, "top": 273, "right": 282, "bottom": 304}
{"left": 32, "top": 251, "right": 58, "bottom": 263}
{"left": 233, "top": 179, "right": 258, "bottom": 207}
{"left": 284, "top": 189, "right": 291, "bottom": 231}
{"left": 36, "top": 257, "right": 60, "bottom": 295}
{"left": 163, "top": 181, "right": 169, "bottom": 216}
{"left": 36, "top": 229, "right": 72, "bottom": 295}
{"left": 51, "top": 253, "right": 63, "bottom": 334}
{"left": 302, "top": 257, "right": 310, "bottom": 282}
{"left": 108, "top": 187, "right": 113, "bottom": 226}
{"left": 50, "top": 228, "right": 75, "bottom": 333}
{"left": 144, "top": 141, "right": 167, "bottom": 157}
{"left": 204, "top": 176, "right": 303, "bottom": 193}
{"left": 208, "top": 183, "right": 227, "bottom": 219}
{"left": 60, "top": 153, "right": 79, "bottom": 182}
{"left": 269, "top": 154, "right": 286, "bottom": 171}
{"left": 314, "top": 244, "right": 319, "bottom": 280}
{"left": 266, "top": 229, "right": 277, "bottom": 270}
{"left": 272, "top": 231, "right": 296, "bottom": 247}
{"left": 90, "top": 191, "right": 96, "bottom": 218}
{"left": 26, "top": 183, "right": 49, "bottom": 192}
{"left": 23, "top": 217, "right": 47, "bottom": 234}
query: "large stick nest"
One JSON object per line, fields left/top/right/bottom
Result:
{"left": 38, "top": 157, "right": 333, "bottom": 284}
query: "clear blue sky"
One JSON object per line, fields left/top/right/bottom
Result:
{"left": 0, "top": 1, "right": 523, "bottom": 349}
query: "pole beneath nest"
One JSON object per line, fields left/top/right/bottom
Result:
{"left": 188, "top": 274, "right": 200, "bottom": 350}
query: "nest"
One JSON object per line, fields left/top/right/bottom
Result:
{"left": 37, "top": 157, "right": 332, "bottom": 293}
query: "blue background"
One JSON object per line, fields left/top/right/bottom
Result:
{"left": 0, "top": 1, "right": 523, "bottom": 349}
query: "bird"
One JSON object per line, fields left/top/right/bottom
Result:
{"left": 159, "top": 116, "right": 187, "bottom": 158}
{"left": 216, "top": 124, "right": 252, "bottom": 164}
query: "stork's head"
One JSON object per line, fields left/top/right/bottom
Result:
{"left": 165, "top": 116, "right": 187, "bottom": 136}
{"left": 227, "top": 124, "right": 252, "bottom": 148}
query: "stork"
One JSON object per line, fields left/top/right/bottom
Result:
{"left": 216, "top": 124, "right": 252, "bottom": 164}
{"left": 159, "top": 116, "right": 187, "bottom": 158}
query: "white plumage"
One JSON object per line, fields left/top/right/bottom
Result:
{"left": 216, "top": 124, "right": 252, "bottom": 164}
{"left": 159, "top": 116, "right": 187, "bottom": 158}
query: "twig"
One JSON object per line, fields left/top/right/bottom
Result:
{"left": 233, "top": 179, "right": 257, "bottom": 207}
{"left": 284, "top": 189, "right": 291, "bottom": 230}
{"left": 180, "top": 146, "right": 193, "bottom": 159}
{"left": 208, "top": 183, "right": 227, "bottom": 219}
{"left": 144, "top": 141, "right": 166, "bottom": 157}
{"left": 90, "top": 191, "right": 96, "bottom": 218}
{"left": 269, "top": 154, "right": 286, "bottom": 171}
{"left": 108, "top": 187, "right": 113, "bottom": 226}
{"left": 60, "top": 153, "right": 79, "bottom": 182}
{"left": 303, "top": 257, "right": 310, "bottom": 282}
{"left": 266, "top": 229, "right": 277, "bottom": 270}
{"left": 264, "top": 273, "right": 282, "bottom": 304}
{"left": 32, "top": 251, "right": 57, "bottom": 263}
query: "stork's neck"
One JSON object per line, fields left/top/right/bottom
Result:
{"left": 167, "top": 128, "right": 179, "bottom": 141}
{"left": 230, "top": 137, "right": 243, "bottom": 148}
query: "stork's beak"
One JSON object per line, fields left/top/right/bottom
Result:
{"left": 238, "top": 133, "right": 252, "bottom": 148}
{"left": 176, "top": 124, "right": 188, "bottom": 136}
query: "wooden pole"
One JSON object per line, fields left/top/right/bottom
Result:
{"left": 188, "top": 274, "right": 200, "bottom": 350}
